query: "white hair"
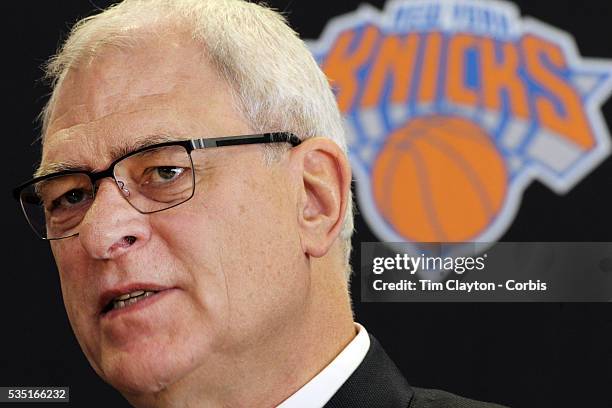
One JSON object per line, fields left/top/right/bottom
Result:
{"left": 41, "top": 0, "right": 355, "bottom": 279}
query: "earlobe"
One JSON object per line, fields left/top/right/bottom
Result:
{"left": 294, "top": 138, "right": 351, "bottom": 258}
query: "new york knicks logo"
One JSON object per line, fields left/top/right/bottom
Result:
{"left": 309, "top": 0, "right": 612, "bottom": 247}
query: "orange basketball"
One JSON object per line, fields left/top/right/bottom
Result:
{"left": 371, "top": 115, "right": 507, "bottom": 242}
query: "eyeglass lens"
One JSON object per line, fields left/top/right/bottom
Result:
{"left": 19, "top": 145, "right": 195, "bottom": 239}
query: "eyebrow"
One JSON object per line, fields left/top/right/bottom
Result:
{"left": 35, "top": 134, "right": 179, "bottom": 178}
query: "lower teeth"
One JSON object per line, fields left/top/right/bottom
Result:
{"left": 112, "top": 291, "right": 155, "bottom": 310}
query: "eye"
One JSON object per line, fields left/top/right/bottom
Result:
{"left": 155, "top": 167, "right": 184, "bottom": 181}
{"left": 142, "top": 166, "right": 187, "bottom": 185}
{"left": 65, "top": 189, "right": 86, "bottom": 204}
{"left": 49, "top": 189, "right": 90, "bottom": 211}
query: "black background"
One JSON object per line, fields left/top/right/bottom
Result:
{"left": 2, "top": 1, "right": 612, "bottom": 407}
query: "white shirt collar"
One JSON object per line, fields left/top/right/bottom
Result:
{"left": 276, "top": 323, "right": 370, "bottom": 408}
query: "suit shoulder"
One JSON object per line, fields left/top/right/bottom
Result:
{"left": 410, "top": 387, "right": 509, "bottom": 408}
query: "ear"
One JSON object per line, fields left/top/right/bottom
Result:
{"left": 290, "top": 137, "right": 352, "bottom": 258}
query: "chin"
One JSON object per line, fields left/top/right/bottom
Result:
{"left": 98, "top": 340, "right": 202, "bottom": 396}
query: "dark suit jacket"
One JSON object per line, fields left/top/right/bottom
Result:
{"left": 325, "top": 334, "right": 509, "bottom": 408}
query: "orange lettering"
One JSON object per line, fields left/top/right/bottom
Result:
{"left": 522, "top": 35, "right": 594, "bottom": 149}
{"left": 322, "top": 26, "right": 379, "bottom": 113}
{"left": 446, "top": 34, "right": 479, "bottom": 106}
{"left": 361, "top": 34, "right": 419, "bottom": 107}
{"left": 481, "top": 39, "right": 529, "bottom": 119}
{"left": 418, "top": 32, "right": 442, "bottom": 104}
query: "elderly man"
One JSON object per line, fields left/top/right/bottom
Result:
{"left": 13, "top": 0, "right": 506, "bottom": 407}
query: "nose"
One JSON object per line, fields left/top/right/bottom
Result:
{"left": 77, "top": 178, "right": 151, "bottom": 260}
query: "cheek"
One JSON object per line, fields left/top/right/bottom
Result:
{"left": 52, "top": 242, "right": 90, "bottom": 316}
{"left": 225, "top": 198, "right": 309, "bottom": 341}
{"left": 51, "top": 242, "right": 104, "bottom": 362}
{"left": 147, "top": 209, "right": 233, "bottom": 341}
{"left": 214, "top": 175, "right": 308, "bottom": 328}
{"left": 150, "top": 169, "right": 307, "bottom": 346}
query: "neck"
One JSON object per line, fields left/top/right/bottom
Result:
{"left": 125, "top": 257, "right": 356, "bottom": 407}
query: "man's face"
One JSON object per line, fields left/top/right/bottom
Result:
{"left": 43, "top": 34, "right": 310, "bottom": 394}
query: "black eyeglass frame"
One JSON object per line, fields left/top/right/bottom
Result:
{"left": 13, "top": 132, "right": 302, "bottom": 240}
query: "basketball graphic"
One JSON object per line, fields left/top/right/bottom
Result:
{"left": 372, "top": 116, "right": 507, "bottom": 242}
{"left": 310, "top": 0, "right": 612, "bottom": 248}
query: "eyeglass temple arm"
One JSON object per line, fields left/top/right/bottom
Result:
{"left": 190, "top": 132, "right": 301, "bottom": 150}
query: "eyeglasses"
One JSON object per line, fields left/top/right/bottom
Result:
{"left": 13, "top": 132, "right": 301, "bottom": 240}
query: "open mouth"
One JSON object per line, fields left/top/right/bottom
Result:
{"left": 101, "top": 290, "right": 159, "bottom": 314}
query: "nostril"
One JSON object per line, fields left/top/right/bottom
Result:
{"left": 98, "top": 235, "right": 141, "bottom": 259}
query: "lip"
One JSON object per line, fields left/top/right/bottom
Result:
{"left": 98, "top": 283, "right": 175, "bottom": 316}
{"left": 100, "top": 288, "right": 177, "bottom": 320}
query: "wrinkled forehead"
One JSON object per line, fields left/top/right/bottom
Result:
{"left": 39, "top": 34, "right": 240, "bottom": 175}
{"left": 47, "top": 32, "right": 205, "bottom": 126}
